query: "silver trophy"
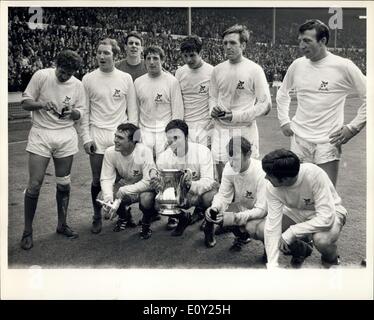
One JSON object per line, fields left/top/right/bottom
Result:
{"left": 150, "top": 168, "right": 190, "bottom": 216}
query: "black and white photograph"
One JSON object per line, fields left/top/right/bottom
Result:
{"left": 1, "top": 1, "right": 372, "bottom": 300}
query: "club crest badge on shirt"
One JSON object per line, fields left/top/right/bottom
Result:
{"left": 113, "top": 89, "right": 122, "bottom": 99}
{"left": 303, "top": 198, "right": 315, "bottom": 207}
{"left": 245, "top": 191, "right": 254, "bottom": 200}
{"left": 318, "top": 81, "right": 329, "bottom": 91}
{"left": 236, "top": 80, "right": 245, "bottom": 90}
{"left": 133, "top": 169, "right": 141, "bottom": 177}
{"left": 198, "top": 84, "right": 208, "bottom": 94}
{"left": 155, "top": 93, "right": 163, "bottom": 103}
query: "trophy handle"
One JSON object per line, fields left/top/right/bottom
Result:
{"left": 149, "top": 167, "right": 159, "bottom": 178}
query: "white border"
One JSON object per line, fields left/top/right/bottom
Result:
{"left": 1, "top": 1, "right": 373, "bottom": 300}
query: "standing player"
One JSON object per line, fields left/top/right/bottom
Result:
{"left": 20, "top": 50, "right": 85, "bottom": 250}
{"left": 204, "top": 136, "right": 267, "bottom": 252}
{"left": 175, "top": 35, "right": 214, "bottom": 225}
{"left": 209, "top": 24, "right": 271, "bottom": 182}
{"left": 116, "top": 31, "right": 147, "bottom": 82}
{"left": 80, "top": 38, "right": 138, "bottom": 234}
{"left": 276, "top": 20, "right": 366, "bottom": 186}
{"left": 100, "top": 123, "right": 156, "bottom": 239}
{"left": 135, "top": 46, "right": 184, "bottom": 159}
{"left": 262, "top": 149, "right": 347, "bottom": 268}
{"left": 151, "top": 120, "right": 217, "bottom": 235}
{"left": 175, "top": 35, "right": 214, "bottom": 148}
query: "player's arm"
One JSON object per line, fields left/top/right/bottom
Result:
{"left": 208, "top": 69, "right": 223, "bottom": 119}
{"left": 276, "top": 62, "right": 296, "bottom": 136}
{"left": 210, "top": 164, "right": 234, "bottom": 213}
{"left": 281, "top": 171, "right": 335, "bottom": 245}
{"left": 21, "top": 70, "right": 51, "bottom": 111}
{"left": 126, "top": 76, "right": 139, "bottom": 126}
{"left": 100, "top": 150, "right": 117, "bottom": 203}
{"left": 264, "top": 185, "right": 284, "bottom": 268}
{"left": 329, "top": 61, "right": 366, "bottom": 147}
{"left": 347, "top": 62, "right": 366, "bottom": 132}
{"left": 229, "top": 66, "right": 272, "bottom": 123}
{"left": 78, "top": 76, "right": 95, "bottom": 154}
{"left": 170, "top": 78, "right": 184, "bottom": 120}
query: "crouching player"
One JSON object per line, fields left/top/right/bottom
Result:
{"left": 20, "top": 50, "right": 85, "bottom": 250}
{"left": 100, "top": 123, "right": 157, "bottom": 239}
{"left": 151, "top": 119, "right": 217, "bottom": 236}
{"left": 204, "top": 136, "right": 267, "bottom": 253}
{"left": 262, "top": 149, "right": 347, "bottom": 268}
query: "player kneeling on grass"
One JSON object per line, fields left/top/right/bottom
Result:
{"left": 262, "top": 149, "right": 347, "bottom": 268}
{"left": 204, "top": 136, "right": 267, "bottom": 254}
{"left": 151, "top": 119, "right": 217, "bottom": 236}
{"left": 99, "top": 123, "right": 157, "bottom": 239}
{"left": 20, "top": 49, "right": 85, "bottom": 250}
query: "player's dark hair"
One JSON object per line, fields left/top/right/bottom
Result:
{"left": 227, "top": 136, "right": 252, "bottom": 157}
{"left": 117, "top": 123, "right": 141, "bottom": 144}
{"left": 299, "top": 19, "right": 330, "bottom": 45}
{"left": 262, "top": 149, "right": 300, "bottom": 180}
{"left": 180, "top": 35, "right": 203, "bottom": 53}
{"left": 99, "top": 38, "right": 121, "bottom": 56}
{"left": 125, "top": 31, "right": 143, "bottom": 45}
{"left": 143, "top": 45, "right": 165, "bottom": 60}
{"left": 222, "top": 24, "right": 250, "bottom": 43}
{"left": 165, "top": 119, "right": 189, "bottom": 138}
{"left": 56, "top": 50, "right": 82, "bottom": 71}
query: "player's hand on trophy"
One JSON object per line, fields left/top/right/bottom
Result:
{"left": 278, "top": 237, "right": 292, "bottom": 255}
{"left": 84, "top": 141, "right": 97, "bottom": 155}
{"left": 329, "top": 125, "right": 357, "bottom": 147}
{"left": 280, "top": 123, "right": 294, "bottom": 136}
{"left": 182, "top": 169, "right": 192, "bottom": 191}
{"left": 150, "top": 176, "right": 162, "bottom": 192}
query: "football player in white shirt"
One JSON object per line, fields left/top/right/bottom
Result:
{"left": 204, "top": 136, "right": 267, "bottom": 253}
{"left": 262, "top": 149, "right": 347, "bottom": 268}
{"left": 175, "top": 35, "right": 214, "bottom": 148}
{"left": 209, "top": 24, "right": 271, "bottom": 182}
{"left": 134, "top": 46, "right": 184, "bottom": 160}
{"left": 150, "top": 120, "right": 217, "bottom": 235}
{"left": 99, "top": 123, "right": 156, "bottom": 239}
{"left": 277, "top": 20, "right": 366, "bottom": 186}
{"left": 80, "top": 38, "right": 138, "bottom": 234}
{"left": 20, "top": 50, "right": 85, "bottom": 250}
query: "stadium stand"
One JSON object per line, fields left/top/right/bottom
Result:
{"left": 8, "top": 7, "right": 366, "bottom": 118}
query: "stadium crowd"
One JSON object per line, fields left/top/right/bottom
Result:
{"left": 8, "top": 7, "right": 366, "bottom": 91}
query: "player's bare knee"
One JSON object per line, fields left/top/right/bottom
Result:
{"left": 139, "top": 192, "right": 155, "bottom": 211}
{"left": 56, "top": 175, "right": 71, "bottom": 192}
{"left": 27, "top": 180, "right": 43, "bottom": 195}
{"left": 245, "top": 221, "right": 257, "bottom": 237}
{"left": 255, "top": 223, "right": 265, "bottom": 241}
{"left": 313, "top": 233, "right": 335, "bottom": 250}
{"left": 200, "top": 190, "right": 215, "bottom": 208}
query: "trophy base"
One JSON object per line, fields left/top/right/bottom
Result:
{"left": 159, "top": 207, "right": 182, "bottom": 216}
